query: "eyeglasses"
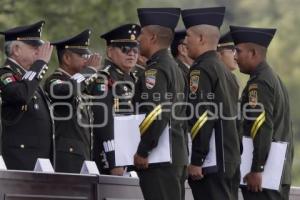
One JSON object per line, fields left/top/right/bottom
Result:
{"left": 118, "top": 46, "right": 139, "bottom": 54}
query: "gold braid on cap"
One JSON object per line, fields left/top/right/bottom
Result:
{"left": 17, "top": 37, "right": 41, "bottom": 41}
{"left": 217, "top": 42, "right": 235, "bottom": 48}
{"left": 65, "top": 45, "right": 89, "bottom": 49}
{"left": 110, "top": 39, "right": 138, "bottom": 43}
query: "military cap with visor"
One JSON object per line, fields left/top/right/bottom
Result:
{"left": 51, "top": 29, "right": 92, "bottom": 56}
{"left": 217, "top": 31, "right": 235, "bottom": 51}
{"left": 0, "top": 20, "right": 45, "bottom": 46}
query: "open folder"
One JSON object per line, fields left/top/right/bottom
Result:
{"left": 240, "top": 136, "right": 288, "bottom": 190}
{"left": 113, "top": 114, "right": 171, "bottom": 167}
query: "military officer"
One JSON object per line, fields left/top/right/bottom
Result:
{"left": 182, "top": 7, "right": 241, "bottom": 200}
{"left": 133, "top": 8, "right": 188, "bottom": 200}
{"left": 171, "top": 29, "right": 194, "bottom": 80}
{"left": 0, "top": 21, "right": 54, "bottom": 170}
{"left": 230, "top": 25, "right": 293, "bottom": 200}
{"left": 44, "top": 30, "right": 101, "bottom": 173}
{"left": 90, "top": 24, "right": 140, "bottom": 175}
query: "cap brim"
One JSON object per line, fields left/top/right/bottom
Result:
{"left": 22, "top": 39, "right": 44, "bottom": 46}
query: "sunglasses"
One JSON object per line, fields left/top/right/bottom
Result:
{"left": 117, "top": 46, "right": 139, "bottom": 54}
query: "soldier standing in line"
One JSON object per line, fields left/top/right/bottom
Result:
{"left": 230, "top": 25, "right": 293, "bottom": 200}
{"left": 133, "top": 7, "right": 189, "bottom": 200}
{"left": 182, "top": 7, "right": 241, "bottom": 200}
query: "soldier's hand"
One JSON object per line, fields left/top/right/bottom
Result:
{"left": 188, "top": 164, "right": 204, "bottom": 181}
{"left": 86, "top": 53, "right": 101, "bottom": 71}
{"left": 134, "top": 153, "right": 149, "bottom": 169}
{"left": 36, "top": 42, "right": 53, "bottom": 63}
{"left": 243, "top": 172, "right": 262, "bottom": 192}
{"left": 110, "top": 167, "right": 125, "bottom": 176}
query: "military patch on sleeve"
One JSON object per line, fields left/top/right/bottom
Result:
{"left": 145, "top": 69, "right": 157, "bottom": 89}
{"left": 190, "top": 70, "right": 200, "bottom": 94}
{"left": 96, "top": 84, "right": 107, "bottom": 92}
{"left": 248, "top": 84, "right": 258, "bottom": 108}
{"left": 0, "top": 73, "right": 16, "bottom": 85}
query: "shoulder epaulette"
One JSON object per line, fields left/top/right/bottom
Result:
{"left": 135, "top": 64, "right": 146, "bottom": 70}
{"left": 147, "top": 61, "right": 157, "bottom": 68}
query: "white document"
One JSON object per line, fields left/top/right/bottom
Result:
{"left": 203, "top": 130, "right": 217, "bottom": 167}
{"left": 188, "top": 130, "right": 217, "bottom": 168}
{"left": 114, "top": 114, "right": 171, "bottom": 166}
{"left": 240, "top": 136, "right": 288, "bottom": 190}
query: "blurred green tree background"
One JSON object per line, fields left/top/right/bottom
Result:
{"left": 1, "top": 0, "right": 299, "bottom": 185}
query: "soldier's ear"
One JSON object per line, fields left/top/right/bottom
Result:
{"left": 198, "top": 34, "right": 204, "bottom": 45}
{"left": 107, "top": 46, "right": 113, "bottom": 59}
{"left": 62, "top": 51, "right": 72, "bottom": 65}
{"left": 249, "top": 48, "right": 256, "bottom": 58}
{"left": 11, "top": 42, "right": 21, "bottom": 57}
{"left": 177, "top": 44, "right": 185, "bottom": 56}
{"left": 150, "top": 32, "right": 157, "bottom": 44}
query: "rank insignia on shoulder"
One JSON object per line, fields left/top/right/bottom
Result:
{"left": 248, "top": 84, "right": 258, "bottom": 108}
{"left": 1, "top": 73, "right": 16, "bottom": 85}
{"left": 145, "top": 69, "right": 157, "bottom": 89}
{"left": 190, "top": 70, "right": 200, "bottom": 94}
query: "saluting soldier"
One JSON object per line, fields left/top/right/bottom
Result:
{"left": 230, "top": 25, "right": 293, "bottom": 200}
{"left": 44, "top": 30, "right": 101, "bottom": 173}
{"left": 133, "top": 8, "right": 189, "bottom": 200}
{"left": 0, "top": 21, "right": 54, "bottom": 170}
{"left": 182, "top": 7, "right": 241, "bottom": 200}
{"left": 90, "top": 24, "right": 140, "bottom": 176}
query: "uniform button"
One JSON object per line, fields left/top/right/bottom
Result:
{"left": 260, "top": 166, "right": 264, "bottom": 169}
{"left": 20, "top": 144, "right": 25, "bottom": 148}
{"left": 69, "top": 147, "right": 74, "bottom": 152}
